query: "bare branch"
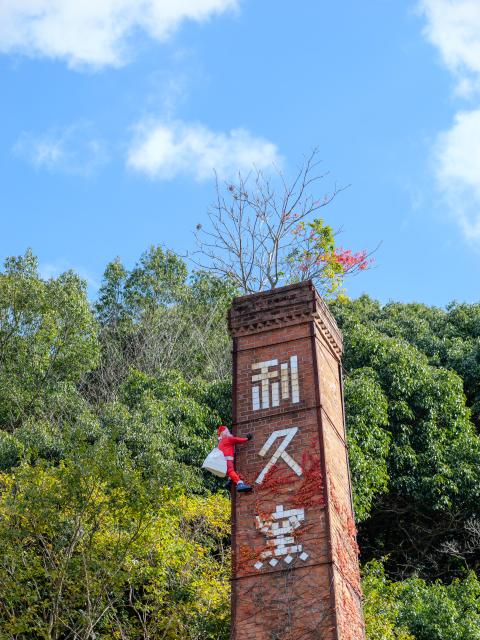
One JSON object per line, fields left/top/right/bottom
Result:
{"left": 188, "top": 150, "right": 364, "bottom": 296}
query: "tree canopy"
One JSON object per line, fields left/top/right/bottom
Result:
{"left": 0, "top": 249, "right": 479, "bottom": 639}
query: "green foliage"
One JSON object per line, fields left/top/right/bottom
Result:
{"left": 396, "top": 572, "right": 480, "bottom": 640}
{"left": 287, "top": 217, "right": 370, "bottom": 296}
{"left": 332, "top": 296, "right": 480, "bottom": 425}
{"left": 94, "top": 256, "right": 128, "bottom": 327}
{"left": 0, "top": 250, "right": 99, "bottom": 429}
{"left": 363, "top": 560, "right": 480, "bottom": 640}
{"left": 105, "top": 368, "right": 230, "bottom": 492}
{"left": 2, "top": 247, "right": 480, "bottom": 639}
{"left": 344, "top": 368, "right": 390, "bottom": 522}
{"left": 331, "top": 297, "right": 480, "bottom": 578}
{"left": 96, "top": 246, "right": 188, "bottom": 324}
{"left": 89, "top": 248, "right": 235, "bottom": 403}
{"left": 0, "top": 248, "right": 234, "bottom": 638}
{"left": 0, "top": 451, "right": 230, "bottom": 639}
{"left": 362, "top": 560, "right": 414, "bottom": 640}
{"left": 345, "top": 323, "right": 478, "bottom": 510}
{"left": 0, "top": 430, "right": 24, "bottom": 470}
{"left": 124, "top": 245, "right": 188, "bottom": 312}
{"left": 286, "top": 218, "right": 342, "bottom": 295}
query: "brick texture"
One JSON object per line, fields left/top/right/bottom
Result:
{"left": 228, "top": 281, "right": 365, "bottom": 640}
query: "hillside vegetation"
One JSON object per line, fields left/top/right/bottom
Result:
{"left": 0, "top": 248, "right": 479, "bottom": 639}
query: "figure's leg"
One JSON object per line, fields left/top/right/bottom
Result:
{"left": 226, "top": 460, "right": 241, "bottom": 484}
{"left": 227, "top": 461, "right": 252, "bottom": 493}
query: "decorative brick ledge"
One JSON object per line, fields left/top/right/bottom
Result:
{"left": 228, "top": 280, "right": 343, "bottom": 357}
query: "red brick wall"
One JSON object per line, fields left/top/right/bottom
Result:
{"left": 229, "top": 282, "right": 365, "bottom": 640}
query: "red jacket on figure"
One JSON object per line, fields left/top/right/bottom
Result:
{"left": 217, "top": 426, "right": 252, "bottom": 492}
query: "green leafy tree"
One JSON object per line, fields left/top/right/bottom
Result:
{"left": 90, "top": 249, "right": 235, "bottom": 403}
{"left": 344, "top": 368, "right": 390, "bottom": 522}
{"left": 362, "top": 560, "right": 414, "bottom": 640}
{"left": 331, "top": 298, "right": 480, "bottom": 579}
{"left": 2, "top": 246, "right": 480, "bottom": 639}
{"left": 332, "top": 296, "right": 480, "bottom": 425}
{"left": 0, "top": 438, "right": 230, "bottom": 640}
{"left": 363, "top": 560, "right": 480, "bottom": 640}
{"left": 108, "top": 368, "right": 231, "bottom": 492}
{"left": 0, "top": 250, "right": 98, "bottom": 430}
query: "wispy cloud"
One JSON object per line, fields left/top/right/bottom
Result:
{"left": 418, "top": 0, "right": 480, "bottom": 240}
{"left": 127, "top": 119, "right": 282, "bottom": 181}
{"left": 13, "top": 123, "right": 108, "bottom": 176}
{"left": 419, "top": 0, "right": 480, "bottom": 97}
{"left": 435, "top": 108, "right": 480, "bottom": 240}
{"left": 0, "top": 0, "right": 239, "bottom": 70}
{"left": 39, "top": 260, "right": 100, "bottom": 293}
{"left": 144, "top": 66, "right": 196, "bottom": 117}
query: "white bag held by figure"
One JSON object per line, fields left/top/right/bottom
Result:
{"left": 202, "top": 447, "right": 227, "bottom": 477}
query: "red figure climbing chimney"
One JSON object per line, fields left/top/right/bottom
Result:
{"left": 228, "top": 281, "right": 365, "bottom": 640}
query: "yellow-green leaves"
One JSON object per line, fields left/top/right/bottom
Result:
{"left": 0, "top": 457, "right": 230, "bottom": 639}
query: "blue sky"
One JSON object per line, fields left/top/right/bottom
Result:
{"left": 1, "top": 0, "right": 479, "bottom": 306}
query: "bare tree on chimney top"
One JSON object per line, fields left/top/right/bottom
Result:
{"left": 191, "top": 149, "right": 371, "bottom": 296}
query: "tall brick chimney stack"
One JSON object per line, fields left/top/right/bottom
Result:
{"left": 228, "top": 281, "right": 365, "bottom": 640}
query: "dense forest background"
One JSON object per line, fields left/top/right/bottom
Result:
{"left": 1, "top": 246, "right": 480, "bottom": 639}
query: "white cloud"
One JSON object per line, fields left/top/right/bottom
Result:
{"left": 418, "top": 0, "right": 480, "bottom": 96}
{"left": 127, "top": 119, "right": 282, "bottom": 181}
{"left": 0, "top": 0, "right": 238, "bottom": 69}
{"left": 418, "top": 1, "right": 480, "bottom": 240}
{"left": 435, "top": 109, "right": 480, "bottom": 239}
{"left": 13, "top": 123, "right": 108, "bottom": 176}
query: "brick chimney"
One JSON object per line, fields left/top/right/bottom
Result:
{"left": 228, "top": 281, "right": 365, "bottom": 640}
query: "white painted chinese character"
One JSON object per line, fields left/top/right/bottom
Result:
{"left": 251, "top": 355, "right": 299, "bottom": 410}
{"left": 255, "top": 427, "right": 302, "bottom": 484}
{"left": 253, "top": 505, "right": 310, "bottom": 569}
